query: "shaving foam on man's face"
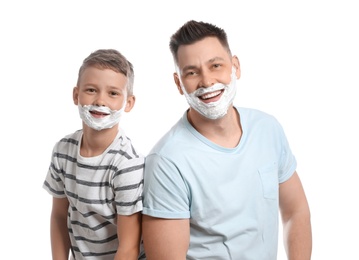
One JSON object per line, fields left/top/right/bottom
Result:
{"left": 78, "top": 99, "right": 126, "bottom": 131}
{"left": 180, "top": 67, "right": 237, "bottom": 120}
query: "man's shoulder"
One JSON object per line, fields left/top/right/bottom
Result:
{"left": 236, "top": 106, "right": 272, "bottom": 117}
{"left": 235, "top": 106, "right": 278, "bottom": 123}
{"left": 148, "top": 117, "right": 187, "bottom": 155}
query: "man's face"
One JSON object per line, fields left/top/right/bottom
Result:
{"left": 174, "top": 36, "right": 239, "bottom": 102}
{"left": 173, "top": 37, "right": 240, "bottom": 120}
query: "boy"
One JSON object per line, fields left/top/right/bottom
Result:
{"left": 43, "top": 49, "right": 145, "bottom": 260}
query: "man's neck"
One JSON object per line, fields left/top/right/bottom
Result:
{"left": 187, "top": 107, "right": 242, "bottom": 148}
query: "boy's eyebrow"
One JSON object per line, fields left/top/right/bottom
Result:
{"left": 82, "top": 83, "right": 96, "bottom": 87}
{"left": 108, "top": 86, "right": 125, "bottom": 92}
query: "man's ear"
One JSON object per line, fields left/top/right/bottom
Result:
{"left": 73, "top": 86, "right": 79, "bottom": 105}
{"left": 124, "top": 95, "right": 135, "bottom": 112}
{"left": 232, "top": 55, "right": 241, "bottom": 79}
{"left": 174, "top": 72, "right": 184, "bottom": 95}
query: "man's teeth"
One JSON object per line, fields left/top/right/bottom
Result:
{"left": 201, "top": 90, "right": 221, "bottom": 100}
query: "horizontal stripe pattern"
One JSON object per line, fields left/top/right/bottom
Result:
{"left": 43, "top": 129, "right": 144, "bottom": 259}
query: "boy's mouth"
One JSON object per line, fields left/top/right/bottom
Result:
{"left": 90, "top": 110, "right": 109, "bottom": 117}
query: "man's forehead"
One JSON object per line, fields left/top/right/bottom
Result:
{"left": 178, "top": 40, "right": 228, "bottom": 66}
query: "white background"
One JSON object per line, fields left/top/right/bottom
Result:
{"left": 1, "top": 0, "right": 358, "bottom": 259}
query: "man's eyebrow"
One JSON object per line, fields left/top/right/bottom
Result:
{"left": 181, "top": 57, "right": 225, "bottom": 73}
{"left": 182, "top": 65, "right": 197, "bottom": 72}
{"left": 208, "top": 56, "right": 225, "bottom": 64}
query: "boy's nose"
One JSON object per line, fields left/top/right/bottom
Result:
{"left": 94, "top": 93, "right": 106, "bottom": 106}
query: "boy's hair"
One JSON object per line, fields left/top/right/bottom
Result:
{"left": 77, "top": 49, "right": 135, "bottom": 96}
{"left": 169, "top": 20, "right": 232, "bottom": 64}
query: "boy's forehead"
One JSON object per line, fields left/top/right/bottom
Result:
{"left": 79, "top": 67, "right": 127, "bottom": 87}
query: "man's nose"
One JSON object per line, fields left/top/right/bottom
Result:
{"left": 200, "top": 70, "right": 215, "bottom": 88}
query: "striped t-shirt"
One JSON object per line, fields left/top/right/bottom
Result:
{"left": 43, "top": 129, "right": 145, "bottom": 259}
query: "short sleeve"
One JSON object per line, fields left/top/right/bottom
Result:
{"left": 143, "top": 153, "right": 190, "bottom": 219}
{"left": 43, "top": 144, "right": 67, "bottom": 198}
{"left": 113, "top": 156, "right": 145, "bottom": 215}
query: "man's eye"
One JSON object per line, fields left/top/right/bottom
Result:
{"left": 110, "top": 91, "right": 119, "bottom": 96}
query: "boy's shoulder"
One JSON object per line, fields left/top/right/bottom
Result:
{"left": 112, "top": 128, "right": 145, "bottom": 159}
{"left": 54, "top": 129, "right": 82, "bottom": 145}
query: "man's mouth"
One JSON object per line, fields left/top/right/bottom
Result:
{"left": 199, "top": 90, "right": 223, "bottom": 100}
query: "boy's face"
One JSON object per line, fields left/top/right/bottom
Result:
{"left": 73, "top": 67, "right": 132, "bottom": 112}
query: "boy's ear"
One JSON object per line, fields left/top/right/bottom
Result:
{"left": 73, "top": 86, "right": 79, "bottom": 105}
{"left": 124, "top": 95, "right": 135, "bottom": 112}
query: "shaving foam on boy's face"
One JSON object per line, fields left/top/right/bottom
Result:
{"left": 78, "top": 99, "right": 126, "bottom": 131}
{"left": 179, "top": 67, "right": 237, "bottom": 120}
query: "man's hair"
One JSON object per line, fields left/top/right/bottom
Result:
{"left": 77, "top": 49, "right": 135, "bottom": 96}
{"left": 169, "top": 20, "right": 231, "bottom": 64}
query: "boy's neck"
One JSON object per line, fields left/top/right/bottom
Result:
{"left": 80, "top": 126, "right": 119, "bottom": 157}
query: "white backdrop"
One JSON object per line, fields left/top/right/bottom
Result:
{"left": 1, "top": 0, "right": 358, "bottom": 259}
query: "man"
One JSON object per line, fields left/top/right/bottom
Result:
{"left": 142, "top": 20, "right": 312, "bottom": 260}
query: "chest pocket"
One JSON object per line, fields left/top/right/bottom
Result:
{"left": 258, "top": 165, "right": 279, "bottom": 200}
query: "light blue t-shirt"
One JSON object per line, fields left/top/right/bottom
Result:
{"left": 143, "top": 107, "right": 296, "bottom": 260}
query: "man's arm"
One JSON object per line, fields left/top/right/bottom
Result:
{"left": 142, "top": 215, "right": 190, "bottom": 260}
{"left": 279, "top": 171, "right": 312, "bottom": 260}
{"left": 50, "top": 197, "right": 71, "bottom": 260}
{"left": 115, "top": 212, "right": 142, "bottom": 260}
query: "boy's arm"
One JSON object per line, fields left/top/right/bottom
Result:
{"left": 279, "top": 171, "right": 312, "bottom": 260}
{"left": 115, "top": 212, "right": 142, "bottom": 260}
{"left": 50, "top": 197, "right": 71, "bottom": 260}
{"left": 142, "top": 215, "right": 189, "bottom": 260}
